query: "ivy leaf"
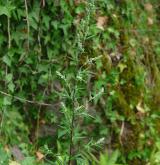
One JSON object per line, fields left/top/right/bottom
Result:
{"left": 21, "top": 157, "right": 36, "bottom": 165}
{"left": 29, "top": 16, "right": 38, "bottom": 30}
{"left": 108, "top": 150, "right": 119, "bottom": 165}
{"left": 58, "top": 129, "right": 69, "bottom": 138}
{"left": 75, "top": 4, "right": 85, "bottom": 14}
{"left": 3, "top": 97, "right": 12, "bottom": 106}
{"left": 6, "top": 73, "right": 13, "bottom": 83}
{"left": 0, "top": 5, "right": 15, "bottom": 17}
{"left": 8, "top": 82, "right": 15, "bottom": 93}
{"left": 0, "top": 6, "right": 10, "bottom": 17}
{"left": 3, "top": 56, "right": 11, "bottom": 67}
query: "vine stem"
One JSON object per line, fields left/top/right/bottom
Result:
{"left": 35, "top": 89, "right": 47, "bottom": 147}
{"left": 37, "top": 2, "right": 43, "bottom": 61}
{"left": 5, "top": 15, "right": 10, "bottom": 88}
{"left": 0, "top": 90, "right": 53, "bottom": 106}
{"left": 24, "top": 0, "right": 30, "bottom": 50}
{"left": 6, "top": 10, "right": 11, "bottom": 87}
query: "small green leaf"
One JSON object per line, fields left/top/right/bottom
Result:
{"left": 58, "top": 129, "right": 69, "bottom": 138}
{"left": 108, "top": 150, "right": 119, "bottom": 165}
{"left": 3, "top": 56, "right": 11, "bottom": 67}
{"left": 129, "top": 38, "right": 137, "bottom": 47}
{"left": 6, "top": 73, "right": 13, "bottom": 83}
{"left": 21, "top": 157, "right": 36, "bottom": 165}
{"left": 0, "top": 4, "right": 15, "bottom": 17}
{"left": 3, "top": 97, "right": 12, "bottom": 106}
{"left": 75, "top": 5, "right": 85, "bottom": 14}
{"left": 8, "top": 82, "right": 15, "bottom": 92}
{"left": 0, "top": 6, "right": 10, "bottom": 17}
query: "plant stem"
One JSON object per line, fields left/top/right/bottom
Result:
{"left": 24, "top": 0, "right": 30, "bottom": 50}
{"left": 0, "top": 90, "right": 52, "bottom": 106}
{"left": 68, "top": 88, "right": 76, "bottom": 165}
{"left": 7, "top": 16, "right": 11, "bottom": 49}
{"left": 68, "top": 59, "right": 79, "bottom": 164}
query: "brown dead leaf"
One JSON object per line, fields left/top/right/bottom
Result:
{"left": 136, "top": 101, "right": 145, "bottom": 114}
{"left": 40, "top": 119, "right": 46, "bottom": 124}
{"left": 136, "top": 111, "right": 145, "bottom": 120}
{"left": 142, "top": 37, "right": 149, "bottom": 44}
{"left": 74, "top": 0, "right": 86, "bottom": 5}
{"left": 4, "top": 145, "right": 9, "bottom": 152}
{"left": 36, "top": 151, "right": 44, "bottom": 161}
{"left": 144, "top": 3, "right": 153, "bottom": 12}
{"left": 147, "top": 139, "right": 153, "bottom": 146}
{"left": 147, "top": 17, "right": 154, "bottom": 25}
{"left": 96, "top": 16, "right": 108, "bottom": 30}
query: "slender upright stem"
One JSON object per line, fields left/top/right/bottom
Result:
{"left": 68, "top": 89, "right": 76, "bottom": 165}
{"left": 1, "top": 9, "right": 11, "bottom": 136}
{"left": 24, "top": 0, "right": 30, "bottom": 50}
{"left": 7, "top": 17, "right": 11, "bottom": 49}
{"left": 68, "top": 63, "right": 79, "bottom": 164}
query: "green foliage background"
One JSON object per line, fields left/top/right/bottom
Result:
{"left": 0, "top": 0, "right": 160, "bottom": 164}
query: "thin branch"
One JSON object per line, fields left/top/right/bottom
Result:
{"left": 119, "top": 121, "right": 125, "bottom": 146}
{"left": 0, "top": 90, "right": 52, "bottom": 107}
{"left": 24, "top": 0, "right": 30, "bottom": 50}
{"left": 41, "top": 0, "right": 45, "bottom": 7}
